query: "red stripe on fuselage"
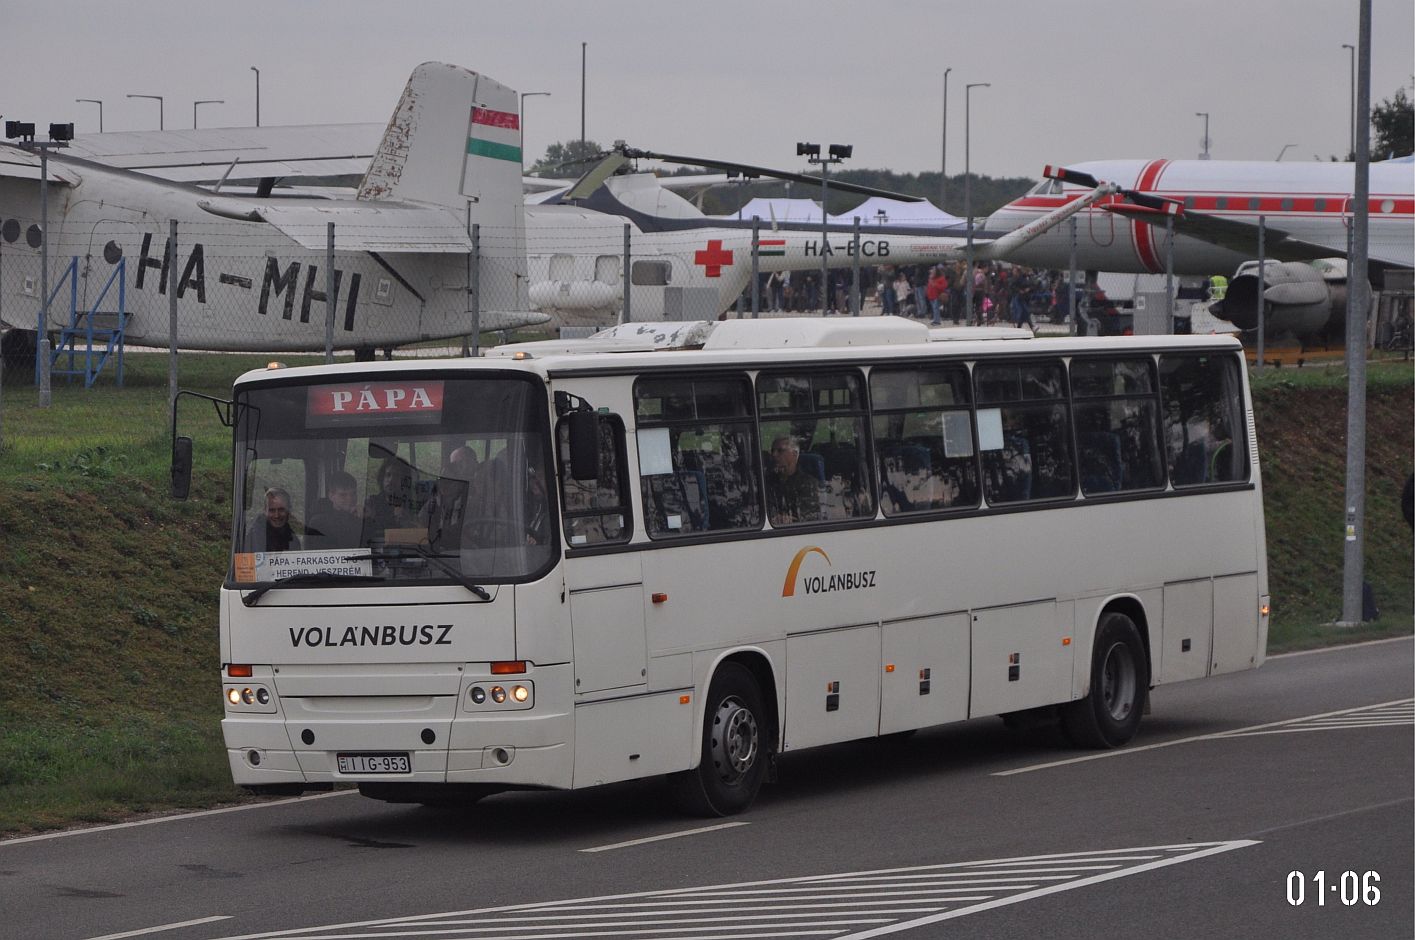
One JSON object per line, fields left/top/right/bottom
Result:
{"left": 1131, "top": 159, "right": 1170, "bottom": 273}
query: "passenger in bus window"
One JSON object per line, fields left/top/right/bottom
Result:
{"left": 363, "top": 456, "right": 416, "bottom": 537}
{"left": 765, "top": 435, "right": 821, "bottom": 525}
{"left": 306, "top": 472, "right": 363, "bottom": 548}
{"left": 250, "top": 486, "right": 301, "bottom": 552}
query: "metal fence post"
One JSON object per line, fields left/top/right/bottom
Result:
{"left": 325, "top": 222, "right": 336, "bottom": 363}
{"left": 851, "top": 216, "right": 861, "bottom": 316}
{"left": 168, "top": 219, "right": 178, "bottom": 419}
{"left": 470, "top": 223, "right": 481, "bottom": 357}
{"left": 1068, "top": 216, "right": 1079, "bottom": 336}
{"left": 1255, "top": 216, "right": 1266, "bottom": 372}
{"left": 620, "top": 223, "right": 631, "bottom": 324}
{"left": 751, "top": 217, "right": 761, "bottom": 318}
{"left": 1164, "top": 215, "right": 1175, "bottom": 326}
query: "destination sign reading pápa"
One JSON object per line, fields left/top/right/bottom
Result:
{"left": 234, "top": 550, "right": 374, "bottom": 583}
{"left": 306, "top": 380, "right": 445, "bottom": 427}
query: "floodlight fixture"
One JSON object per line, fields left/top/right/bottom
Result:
{"left": 48, "top": 123, "right": 74, "bottom": 142}
{"left": 5, "top": 121, "right": 36, "bottom": 141}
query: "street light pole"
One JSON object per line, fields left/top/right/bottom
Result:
{"left": 519, "top": 91, "right": 550, "bottom": 170}
{"left": 797, "top": 142, "right": 851, "bottom": 315}
{"left": 75, "top": 99, "right": 103, "bottom": 133}
{"left": 1341, "top": 43, "right": 1355, "bottom": 158}
{"left": 580, "top": 42, "right": 587, "bottom": 148}
{"left": 1195, "top": 111, "right": 1210, "bottom": 159}
{"left": 940, "top": 67, "right": 951, "bottom": 211}
{"left": 193, "top": 99, "right": 224, "bottom": 129}
{"left": 127, "top": 94, "right": 164, "bottom": 130}
{"left": 1275, "top": 143, "right": 1297, "bottom": 161}
{"left": 251, "top": 67, "right": 261, "bottom": 127}
{"left": 5, "top": 121, "right": 72, "bottom": 408}
{"left": 964, "top": 82, "right": 990, "bottom": 323}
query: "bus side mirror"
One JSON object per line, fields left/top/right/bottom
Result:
{"left": 567, "top": 411, "right": 599, "bottom": 482}
{"left": 171, "top": 436, "right": 193, "bottom": 500}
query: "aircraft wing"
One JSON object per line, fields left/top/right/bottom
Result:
{"left": 1104, "top": 203, "right": 1346, "bottom": 265}
{"left": 0, "top": 147, "right": 80, "bottom": 185}
{"left": 197, "top": 196, "right": 473, "bottom": 252}
{"left": 62, "top": 125, "right": 383, "bottom": 182}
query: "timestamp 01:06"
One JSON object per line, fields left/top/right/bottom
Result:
{"left": 1286, "top": 870, "right": 1380, "bottom": 906}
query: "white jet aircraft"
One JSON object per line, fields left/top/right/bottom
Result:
{"left": 984, "top": 159, "right": 1414, "bottom": 340}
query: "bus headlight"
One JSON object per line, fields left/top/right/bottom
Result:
{"left": 224, "top": 682, "right": 277, "bottom": 713}
{"left": 465, "top": 680, "right": 533, "bottom": 711}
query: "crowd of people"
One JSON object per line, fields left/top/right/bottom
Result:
{"left": 752, "top": 262, "right": 1111, "bottom": 330}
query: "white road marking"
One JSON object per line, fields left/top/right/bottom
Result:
{"left": 993, "top": 698, "right": 1415, "bottom": 776}
{"left": 1267, "top": 635, "right": 1412, "bottom": 659}
{"left": 579, "top": 821, "right": 749, "bottom": 853}
{"left": 83, "top": 916, "right": 232, "bottom": 940}
{"left": 190, "top": 842, "right": 1257, "bottom": 940}
{"left": 0, "top": 790, "right": 356, "bottom": 848}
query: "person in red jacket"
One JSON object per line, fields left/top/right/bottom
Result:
{"left": 924, "top": 268, "right": 949, "bottom": 325}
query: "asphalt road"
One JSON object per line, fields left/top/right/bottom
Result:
{"left": 4, "top": 637, "right": 1411, "bottom": 940}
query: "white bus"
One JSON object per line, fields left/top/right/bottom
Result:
{"left": 186, "top": 317, "right": 1268, "bottom": 815}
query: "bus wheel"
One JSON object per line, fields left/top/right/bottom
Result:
{"left": 1063, "top": 612, "right": 1147, "bottom": 749}
{"left": 669, "top": 663, "right": 768, "bottom": 817}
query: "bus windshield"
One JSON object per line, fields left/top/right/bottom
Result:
{"left": 230, "top": 373, "right": 554, "bottom": 589}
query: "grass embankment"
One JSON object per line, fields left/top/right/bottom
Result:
{"left": 0, "top": 354, "right": 1410, "bottom": 836}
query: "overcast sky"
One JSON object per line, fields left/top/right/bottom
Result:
{"left": 4, "top": 0, "right": 1412, "bottom": 182}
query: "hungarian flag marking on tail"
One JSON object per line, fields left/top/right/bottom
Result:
{"left": 759, "top": 238, "right": 787, "bottom": 257}
{"left": 468, "top": 107, "right": 521, "bottom": 163}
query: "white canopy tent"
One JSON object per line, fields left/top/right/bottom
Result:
{"left": 829, "top": 196, "right": 962, "bottom": 227}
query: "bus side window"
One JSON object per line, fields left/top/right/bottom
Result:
{"left": 870, "top": 365, "right": 980, "bottom": 515}
{"left": 635, "top": 375, "right": 762, "bottom": 539}
{"left": 558, "top": 414, "right": 631, "bottom": 546}
{"left": 757, "top": 370, "right": 874, "bottom": 526}
{"left": 1071, "top": 357, "right": 1164, "bottom": 495}
{"left": 1159, "top": 353, "right": 1249, "bottom": 488}
{"left": 976, "top": 360, "right": 1074, "bottom": 504}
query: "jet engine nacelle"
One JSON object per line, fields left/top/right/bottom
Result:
{"left": 527, "top": 279, "right": 621, "bottom": 315}
{"left": 1218, "top": 260, "right": 1356, "bottom": 341}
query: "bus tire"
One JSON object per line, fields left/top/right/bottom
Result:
{"left": 669, "top": 662, "right": 769, "bottom": 817}
{"left": 1063, "top": 611, "right": 1147, "bottom": 749}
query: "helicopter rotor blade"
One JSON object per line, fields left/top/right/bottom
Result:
{"left": 618, "top": 146, "right": 926, "bottom": 203}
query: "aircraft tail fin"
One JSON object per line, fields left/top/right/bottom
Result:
{"left": 358, "top": 62, "right": 528, "bottom": 316}
{"left": 360, "top": 62, "right": 523, "bottom": 213}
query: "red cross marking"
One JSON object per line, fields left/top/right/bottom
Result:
{"left": 694, "top": 239, "right": 734, "bottom": 277}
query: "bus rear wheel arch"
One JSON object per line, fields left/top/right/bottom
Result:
{"left": 669, "top": 660, "right": 774, "bottom": 817}
{"left": 1063, "top": 610, "right": 1149, "bottom": 748}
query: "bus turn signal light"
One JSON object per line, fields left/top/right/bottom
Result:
{"left": 227, "top": 664, "right": 253, "bottom": 678}
{"left": 491, "top": 661, "right": 526, "bottom": 675}
{"left": 652, "top": 593, "right": 669, "bottom": 604}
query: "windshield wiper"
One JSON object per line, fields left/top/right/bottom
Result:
{"left": 241, "top": 570, "right": 386, "bottom": 607}
{"left": 361, "top": 545, "right": 492, "bottom": 600}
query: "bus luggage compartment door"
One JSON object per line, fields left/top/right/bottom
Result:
{"left": 783, "top": 624, "right": 880, "bottom": 751}
{"left": 968, "top": 600, "right": 1073, "bottom": 718}
{"left": 880, "top": 612, "right": 970, "bottom": 735}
